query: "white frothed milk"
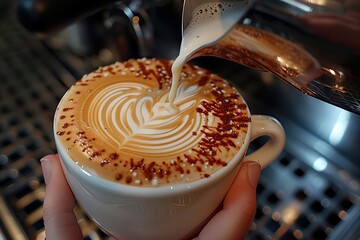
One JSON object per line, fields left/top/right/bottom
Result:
{"left": 169, "top": 1, "right": 251, "bottom": 109}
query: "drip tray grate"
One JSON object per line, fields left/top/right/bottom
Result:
{"left": 247, "top": 138, "right": 359, "bottom": 240}
{"left": 0, "top": 5, "right": 104, "bottom": 239}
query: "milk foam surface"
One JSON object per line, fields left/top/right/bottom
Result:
{"left": 55, "top": 58, "right": 250, "bottom": 186}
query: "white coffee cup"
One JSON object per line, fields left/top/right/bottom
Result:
{"left": 55, "top": 99, "right": 285, "bottom": 240}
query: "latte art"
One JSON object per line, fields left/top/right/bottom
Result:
{"left": 55, "top": 58, "right": 250, "bottom": 186}
{"left": 84, "top": 74, "right": 211, "bottom": 158}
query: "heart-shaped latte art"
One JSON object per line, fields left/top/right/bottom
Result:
{"left": 82, "top": 79, "right": 213, "bottom": 158}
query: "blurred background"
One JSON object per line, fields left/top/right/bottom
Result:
{"left": 0, "top": 0, "right": 359, "bottom": 239}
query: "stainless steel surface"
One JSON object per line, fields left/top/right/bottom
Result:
{"left": 1, "top": 1, "right": 359, "bottom": 240}
{"left": 192, "top": 0, "right": 360, "bottom": 114}
{"left": 253, "top": 0, "right": 360, "bottom": 115}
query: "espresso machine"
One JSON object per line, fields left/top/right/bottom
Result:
{"left": 0, "top": 0, "right": 359, "bottom": 239}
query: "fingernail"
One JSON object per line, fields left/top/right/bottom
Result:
{"left": 40, "top": 157, "right": 52, "bottom": 184}
{"left": 247, "top": 162, "right": 261, "bottom": 189}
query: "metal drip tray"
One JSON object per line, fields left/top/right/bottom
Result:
{"left": 0, "top": 3, "right": 359, "bottom": 240}
{"left": 248, "top": 142, "right": 359, "bottom": 240}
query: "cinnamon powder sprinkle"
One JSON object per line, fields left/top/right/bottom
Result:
{"left": 126, "top": 176, "right": 132, "bottom": 184}
{"left": 100, "top": 159, "right": 111, "bottom": 166}
{"left": 115, "top": 173, "right": 123, "bottom": 181}
{"left": 109, "top": 153, "right": 119, "bottom": 160}
{"left": 62, "top": 107, "right": 73, "bottom": 112}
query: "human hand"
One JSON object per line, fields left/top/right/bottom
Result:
{"left": 40, "top": 154, "right": 261, "bottom": 240}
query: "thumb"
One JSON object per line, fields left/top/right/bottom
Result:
{"left": 224, "top": 161, "right": 261, "bottom": 219}
{"left": 197, "top": 161, "right": 261, "bottom": 240}
{"left": 41, "top": 154, "right": 83, "bottom": 240}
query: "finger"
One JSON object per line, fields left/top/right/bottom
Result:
{"left": 197, "top": 161, "right": 261, "bottom": 240}
{"left": 41, "top": 154, "right": 83, "bottom": 240}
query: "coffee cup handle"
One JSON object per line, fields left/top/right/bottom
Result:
{"left": 244, "top": 115, "right": 285, "bottom": 168}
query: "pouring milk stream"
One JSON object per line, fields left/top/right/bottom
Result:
{"left": 166, "top": 0, "right": 255, "bottom": 112}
